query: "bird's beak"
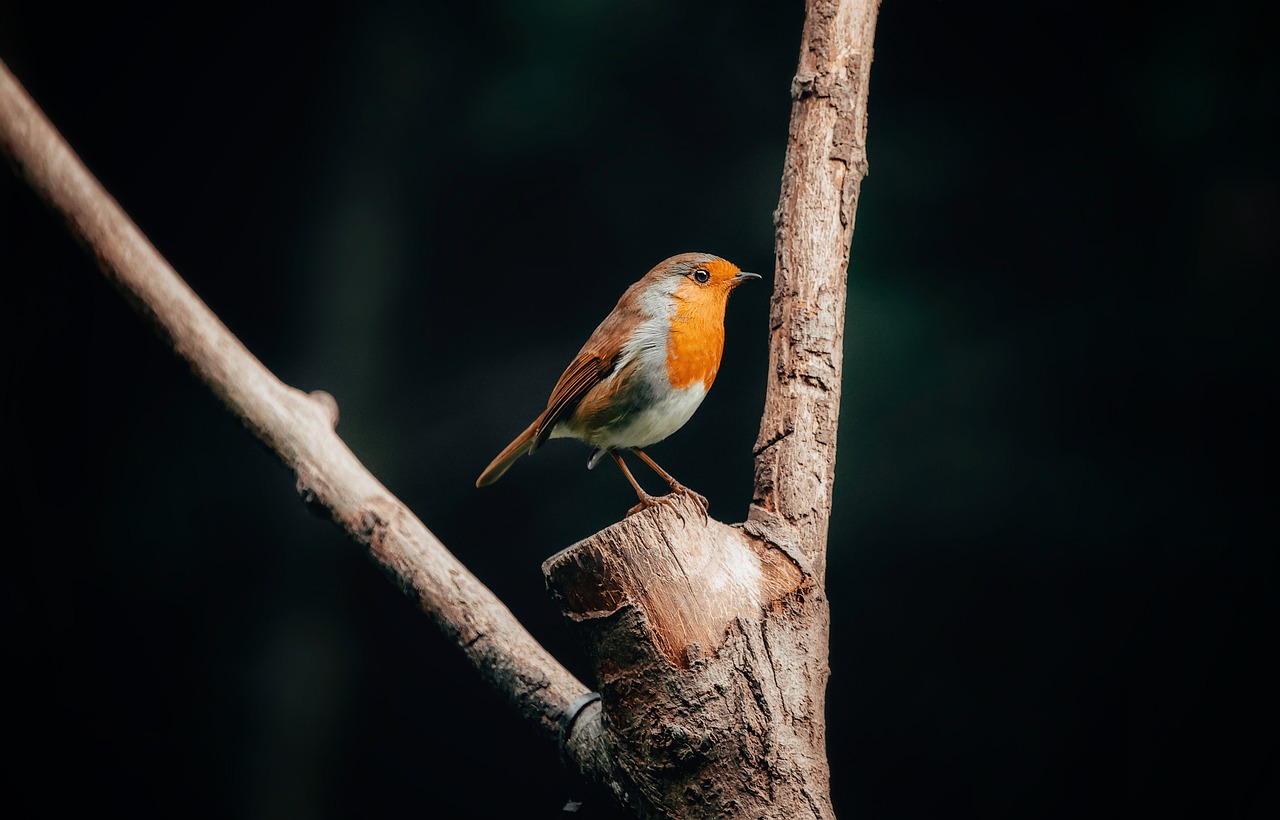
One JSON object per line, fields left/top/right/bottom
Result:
{"left": 731, "top": 271, "right": 762, "bottom": 286}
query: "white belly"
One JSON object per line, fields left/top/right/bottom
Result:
{"left": 606, "top": 383, "right": 708, "bottom": 448}
{"left": 552, "top": 382, "right": 707, "bottom": 450}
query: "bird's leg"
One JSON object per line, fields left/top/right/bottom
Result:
{"left": 609, "top": 447, "right": 691, "bottom": 516}
{"left": 630, "top": 448, "right": 709, "bottom": 521}
{"left": 610, "top": 451, "right": 666, "bottom": 517}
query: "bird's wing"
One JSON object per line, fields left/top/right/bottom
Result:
{"left": 532, "top": 292, "right": 647, "bottom": 446}
{"left": 532, "top": 281, "right": 649, "bottom": 447}
{"left": 477, "top": 347, "right": 616, "bottom": 487}
{"left": 534, "top": 346, "right": 621, "bottom": 446}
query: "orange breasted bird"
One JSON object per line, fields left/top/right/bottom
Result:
{"left": 476, "top": 252, "right": 760, "bottom": 518}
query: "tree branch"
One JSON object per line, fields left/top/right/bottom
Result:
{"left": 538, "top": 2, "right": 880, "bottom": 814}
{"left": 751, "top": 0, "right": 880, "bottom": 582}
{"left": 2, "top": 0, "right": 879, "bottom": 810}
{"left": 0, "top": 56, "right": 598, "bottom": 757}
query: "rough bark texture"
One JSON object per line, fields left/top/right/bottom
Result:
{"left": 751, "top": 0, "right": 880, "bottom": 583}
{"left": 545, "top": 496, "right": 830, "bottom": 818}
{"left": 3, "top": 0, "right": 877, "bottom": 811}
{"left": 542, "top": 0, "right": 878, "bottom": 816}
{"left": 0, "top": 56, "right": 597, "bottom": 755}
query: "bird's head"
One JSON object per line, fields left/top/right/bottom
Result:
{"left": 650, "top": 252, "right": 762, "bottom": 306}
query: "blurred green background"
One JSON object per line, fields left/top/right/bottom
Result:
{"left": 2, "top": 1, "right": 1274, "bottom": 818}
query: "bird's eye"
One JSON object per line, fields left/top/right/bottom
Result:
{"left": 692, "top": 269, "right": 710, "bottom": 284}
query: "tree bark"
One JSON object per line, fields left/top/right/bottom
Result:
{"left": 1, "top": 0, "right": 878, "bottom": 813}
{"left": 752, "top": 0, "right": 880, "bottom": 583}
{"left": 0, "top": 54, "right": 596, "bottom": 757}
{"left": 541, "top": 1, "right": 880, "bottom": 816}
{"left": 545, "top": 497, "right": 827, "bottom": 817}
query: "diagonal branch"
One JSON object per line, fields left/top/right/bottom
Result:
{"left": 0, "top": 57, "right": 599, "bottom": 760}
{"left": 2, "top": 1, "right": 879, "bottom": 811}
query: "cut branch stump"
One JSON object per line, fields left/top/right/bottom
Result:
{"left": 545, "top": 498, "right": 833, "bottom": 819}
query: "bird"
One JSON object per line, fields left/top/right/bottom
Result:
{"left": 476, "top": 252, "right": 760, "bottom": 519}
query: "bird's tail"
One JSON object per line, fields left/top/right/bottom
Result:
{"left": 476, "top": 415, "right": 545, "bottom": 487}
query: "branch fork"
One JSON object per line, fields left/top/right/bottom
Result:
{"left": 1, "top": 0, "right": 878, "bottom": 813}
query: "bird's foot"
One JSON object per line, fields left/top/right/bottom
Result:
{"left": 626, "top": 491, "right": 672, "bottom": 518}
{"left": 672, "top": 483, "right": 709, "bottom": 523}
{"left": 626, "top": 485, "right": 708, "bottom": 524}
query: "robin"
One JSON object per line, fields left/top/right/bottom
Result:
{"left": 476, "top": 252, "right": 760, "bottom": 519}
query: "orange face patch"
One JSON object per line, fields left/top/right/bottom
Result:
{"left": 702, "top": 258, "right": 742, "bottom": 284}
{"left": 665, "top": 283, "right": 730, "bottom": 391}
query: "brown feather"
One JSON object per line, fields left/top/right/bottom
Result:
{"left": 475, "top": 291, "right": 639, "bottom": 486}
{"left": 530, "top": 282, "right": 647, "bottom": 442}
{"left": 475, "top": 413, "right": 544, "bottom": 486}
{"left": 477, "top": 254, "right": 726, "bottom": 487}
{"left": 534, "top": 349, "right": 619, "bottom": 445}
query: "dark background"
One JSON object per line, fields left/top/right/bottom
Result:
{"left": 2, "top": 1, "right": 1274, "bottom": 818}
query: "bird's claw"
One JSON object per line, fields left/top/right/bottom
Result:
{"left": 668, "top": 481, "right": 709, "bottom": 523}
{"left": 625, "top": 485, "right": 709, "bottom": 524}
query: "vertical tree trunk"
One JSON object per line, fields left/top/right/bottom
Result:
{"left": 751, "top": 0, "right": 880, "bottom": 583}
{"left": 546, "top": 499, "right": 825, "bottom": 817}
{"left": 546, "top": 1, "right": 880, "bottom": 816}
{"left": 1, "top": 0, "right": 878, "bottom": 814}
